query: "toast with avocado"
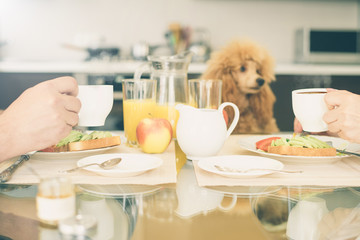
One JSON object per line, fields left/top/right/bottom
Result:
{"left": 40, "top": 130, "right": 121, "bottom": 152}
{"left": 256, "top": 135, "right": 336, "bottom": 157}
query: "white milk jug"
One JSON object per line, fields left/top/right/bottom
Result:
{"left": 175, "top": 102, "right": 240, "bottom": 158}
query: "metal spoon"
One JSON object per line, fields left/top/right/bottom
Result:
{"left": 64, "top": 158, "right": 122, "bottom": 173}
{"left": 214, "top": 165, "right": 303, "bottom": 174}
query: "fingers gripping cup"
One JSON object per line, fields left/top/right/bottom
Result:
{"left": 292, "top": 88, "right": 328, "bottom": 132}
{"left": 77, "top": 85, "right": 114, "bottom": 127}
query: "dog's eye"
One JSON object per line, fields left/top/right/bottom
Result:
{"left": 240, "top": 66, "right": 246, "bottom": 72}
{"left": 256, "top": 69, "right": 262, "bottom": 75}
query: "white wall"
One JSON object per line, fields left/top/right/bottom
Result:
{"left": 0, "top": 0, "right": 358, "bottom": 63}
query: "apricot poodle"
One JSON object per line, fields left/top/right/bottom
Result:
{"left": 201, "top": 39, "right": 279, "bottom": 134}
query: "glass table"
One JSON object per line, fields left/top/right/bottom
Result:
{"left": 0, "top": 133, "right": 360, "bottom": 240}
{"left": 1, "top": 162, "right": 360, "bottom": 240}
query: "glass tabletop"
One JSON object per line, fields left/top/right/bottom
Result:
{"left": 0, "top": 161, "right": 360, "bottom": 240}
{"left": 1, "top": 132, "right": 360, "bottom": 240}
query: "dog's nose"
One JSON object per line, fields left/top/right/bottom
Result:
{"left": 256, "top": 78, "right": 265, "bottom": 86}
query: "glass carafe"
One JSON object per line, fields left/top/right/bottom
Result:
{"left": 134, "top": 51, "right": 193, "bottom": 138}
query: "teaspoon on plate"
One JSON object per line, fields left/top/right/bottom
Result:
{"left": 64, "top": 158, "right": 122, "bottom": 173}
{"left": 214, "top": 165, "right": 303, "bottom": 174}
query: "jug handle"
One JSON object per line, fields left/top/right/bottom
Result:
{"left": 134, "top": 62, "right": 150, "bottom": 80}
{"left": 219, "top": 102, "right": 240, "bottom": 138}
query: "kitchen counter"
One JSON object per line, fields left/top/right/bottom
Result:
{"left": 0, "top": 60, "right": 360, "bottom": 76}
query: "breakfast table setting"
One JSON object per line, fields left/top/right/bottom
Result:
{"left": 1, "top": 131, "right": 360, "bottom": 240}
{"left": 1, "top": 52, "right": 360, "bottom": 240}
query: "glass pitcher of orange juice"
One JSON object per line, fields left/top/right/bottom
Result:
{"left": 134, "top": 51, "right": 193, "bottom": 138}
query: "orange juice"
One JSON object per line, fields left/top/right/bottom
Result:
{"left": 123, "top": 99, "right": 156, "bottom": 146}
{"left": 154, "top": 104, "right": 180, "bottom": 138}
{"left": 174, "top": 139, "right": 187, "bottom": 173}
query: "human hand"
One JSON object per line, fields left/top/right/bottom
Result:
{"left": 293, "top": 118, "right": 303, "bottom": 133}
{"left": 323, "top": 89, "right": 360, "bottom": 143}
{"left": 293, "top": 117, "right": 332, "bottom": 136}
{"left": 0, "top": 77, "right": 81, "bottom": 160}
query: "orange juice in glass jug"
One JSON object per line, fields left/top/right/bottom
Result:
{"left": 134, "top": 51, "right": 193, "bottom": 138}
{"left": 122, "top": 79, "right": 157, "bottom": 146}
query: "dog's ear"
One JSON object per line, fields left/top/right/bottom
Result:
{"left": 260, "top": 49, "right": 276, "bottom": 83}
{"left": 222, "top": 66, "right": 231, "bottom": 75}
{"left": 201, "top": 53, "right": 232, "bottom": 80}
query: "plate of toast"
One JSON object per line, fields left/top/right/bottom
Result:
{"left": 238, "top": 134, "right": 359, "bottom": 164}
{"left": 32, "top": 145, "right": 119, "bottom": 160}
{"left": 32, "top": 130, "right": 121, "bottom": 160}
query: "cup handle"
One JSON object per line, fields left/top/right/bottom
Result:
{"left": 219, "top": 195, "right": 237, "bottom": 211}
{"left": 134, "top": 62, "right": 150, "bottom": 80}
{"left": 219, "top": 102, "right": 240, "bottom": 138}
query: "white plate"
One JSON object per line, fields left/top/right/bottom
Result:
{"left": 77, "top": 153, "right": 163, "bottom": 177}
{"left": 197, "top": 155, "right": 284, "bottom": 178}
{"left": 32, "top": 145, "right": 119, "bottom": 160}
{"left": 238, "top": 134, "right": 357, "bottom": 164}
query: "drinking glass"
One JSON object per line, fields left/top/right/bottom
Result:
{"left": 188, "top": 79, "right": 222, "bottom": 109}
{"left": 122, "top": 79, "right": 157, "bottom": 147}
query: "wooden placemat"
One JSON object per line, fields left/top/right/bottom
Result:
{"left": 3, "top": 138, "right": 177, "bottom": 186}
{"left": 193, "top": 135, "right": 360, "bottom": 187}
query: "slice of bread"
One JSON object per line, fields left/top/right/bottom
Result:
{"left": 42, "top": 136, "right": 121, "bottom": 152}
{"left": 268, "top": 145, "right": 336, "bottom": 157}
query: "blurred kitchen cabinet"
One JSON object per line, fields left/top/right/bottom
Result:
{"left": 1, "top": 72, "right": 360, "bottom": 132}
{"left": 0, "top": 72, "right": 73, "bottom": 110}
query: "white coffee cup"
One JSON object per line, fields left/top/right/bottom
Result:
{"left": 77, "top": 85, "right": 113, "bottom": 126}
{"left": 292, "top": 88, "right": 328, "bottom": 132}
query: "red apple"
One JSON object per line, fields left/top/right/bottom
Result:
{"left": 136, "top": 118, "right": 173, "bottom": 153}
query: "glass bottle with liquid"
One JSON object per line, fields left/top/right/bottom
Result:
{"left": 134, "top": 51, "right": 193, "bottom": 138}
{"left": 36, "top": 176, "right": 76, "bottom": 227}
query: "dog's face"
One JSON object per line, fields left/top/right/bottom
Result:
{"left": 230, "top": 59, "right": 266, "bottom": 94}
{"left": 201, "top": 40, "right": 275, "bottom": 96}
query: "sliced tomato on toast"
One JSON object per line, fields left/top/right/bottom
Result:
{"left": 255, "top": 137, "right": 281, "bottom": 152}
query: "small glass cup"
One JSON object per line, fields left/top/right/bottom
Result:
{"left": 36, "top": 176, "right": 76, "bottom": 227}
{"left": 58, "top": 214, "right": 97, "bottom": 240}
{"left": 122, "top": 79, "right": 157, "bottom": 147}
{"left": 188, "top": 79, "right": 222, "bottom": 109}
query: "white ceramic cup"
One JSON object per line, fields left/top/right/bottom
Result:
{"left": 292, "top": 88, "right": 328, "bottom": 132}
{"left": 77, "top": 85, "right": 114, "bottom": 126}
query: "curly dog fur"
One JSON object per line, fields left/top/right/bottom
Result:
{"left": 201, "top": 39, "right": 279, "bottom": 134}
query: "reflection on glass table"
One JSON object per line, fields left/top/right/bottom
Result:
{"left": 0, "top": 175, "right": 360, "bottom": 239}
{"left": 251, "top": 186, "right": 360, "bottom": 240}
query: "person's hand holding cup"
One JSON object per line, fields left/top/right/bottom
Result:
{"left": 292, "top": 88, "right": 328, "bottom": 133}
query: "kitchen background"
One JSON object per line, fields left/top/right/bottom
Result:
{"left": 0, "top": 0, "right": 359, "bottom": 62}
{"left": 0, "top": 0, "right": 359, "bottom": 131}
